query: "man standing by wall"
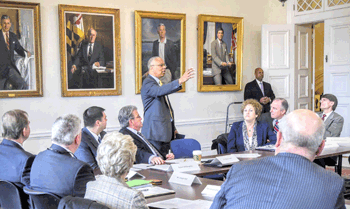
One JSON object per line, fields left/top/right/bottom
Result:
{"left": 141, "top": 56, "right": 194, "bottom": 156}
{"left": 0, "top": 15, "right": 30, "bottom": 90}
{"left": 244, "top": 67, "right": 275, "bottom": 113}
{"left": 211, "top": 28, "right": 234, "bottom": 85}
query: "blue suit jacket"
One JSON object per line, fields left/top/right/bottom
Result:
{"left": 227, "top": 121, "right": 276, "bottom": 153}
{"left": 0, "top": 139, "right": 35, "bottom": 188}
{"left": 210, "top": 153, "right": 345, "bottom": 209}
{"left": 29, "top": 144, "right": 95, "bottom": 198}
{"left": 141, "top": 75, "right": 182, "bottom": 143}
{"left": 75, "top": 128, "right": 106, "bottom": 169}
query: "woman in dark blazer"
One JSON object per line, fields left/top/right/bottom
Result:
{"left": 227, "top": 99, "right": 276, "bottom": 153}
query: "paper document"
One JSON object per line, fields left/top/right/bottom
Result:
{"left": 255, "top": 144, "right": 276, "bottom": 151}
{"left": 150, "top": 164, "right": 173, "bottom": 172}
{"left": 204, "top": 155, "right": 239, "bottom": 167}
{"left": 148, "top": 198, "right": 212, "bottom": 209}
{"left": 137, "top": 186, "right": 175, "bottom": 198}
{"left": 133, "top": 163, "right": 152, "bottom": 170}
{"left": 326, "top": 137, "right": 350, "bottom": 147}
{"left": 166, "top": 158, "right": 194, "bottom": 164}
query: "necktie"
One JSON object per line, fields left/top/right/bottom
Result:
{"left": 98, "top": 136, "right": 102, "bottom": 143}
{"left": 88, "top": 43, "right": 92, "bottom": 61}
{"left": 322, "top": 114, "right": 326, "bottom": 121}
{"left": 137, "top": 132, "right": 163, "bottom": 159}
{"left": 6, "top": 32, "right": 10, "bottom": 50}
{"left": 260, "top": 82, "right": 265, "bottom": 96}
{"left": 273, "top": 120, "right": 279, "bottom": 134}
{"left": 159, "top": 80, "right": 173, "bottom": 119}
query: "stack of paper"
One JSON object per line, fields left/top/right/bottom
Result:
{"left": 147, "top": 198, "right": 212, "bottom": 209}
{"left": 137, "top": 186, "right": 175, "bottom": 198}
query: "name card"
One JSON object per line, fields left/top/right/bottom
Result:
{"left": 169, "top": 172, "right": 202, "bottom": 186}
{"left": 126, "top": 170, "right": 145, "bottom": 180}
{"left": 207, "top": 154, "right": 239, "bottom": 167}
{"left": 150, "top": 164, "right": 173, "bottom": 172}
{"left": 171, "top": 162, "right": 200, "bottom": 173}
{"left": 201, "top": 185, "right": 221, "bottom": 197}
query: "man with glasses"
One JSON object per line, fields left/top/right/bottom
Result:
{"left": 140, "top": 56, "right": 194, "bottom": 157}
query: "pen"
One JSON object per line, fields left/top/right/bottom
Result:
{"left": 168, "top": 149, "right": 172, "bottom": 155}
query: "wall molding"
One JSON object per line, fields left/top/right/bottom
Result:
{"left": 29, "top": 116, "right": 244, "bottom": 140}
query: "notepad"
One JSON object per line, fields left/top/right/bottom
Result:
{"left": 126, "top": 179, "right": 151, "bottom": 188}
{"left": 137, "top": 186, "right": 175, "bottom": 198}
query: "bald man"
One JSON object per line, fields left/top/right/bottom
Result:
{"left": 244, "top": 68, "right": 275, "bottom": 113}
{"left": 211, "top": 109, "right": 345, "bottom": 209}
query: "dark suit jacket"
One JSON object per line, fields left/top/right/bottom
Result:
{"left": 227, "top": 121, "right": 276, "bottom": 153}
{"left": 141, "top": 75, "right": 182, "bottom": 143}
{"left": 210, "top": 153, "right": 345, "bottom": 209}
{"left": 258, "top": 112, "right": 274, "bottom": 131}
{"left": 244, "top": 80, "right": 275, "bottom": 113}
{"left": 0, "top": 139, "right": 35, "bottom": 188}
{"left": 30, "top": 144, "right": 95, "bottom": 198}
{"left": 75, "top": 128, "right": 106, "bottom": 169}
{"left": 152, "top": 39, "right": 177, "bottom": 80}
{"left": 119, "top": 127, "right": 165, "bottom": 164}
{"left": 0, "top": 30, "right": 26, "bottom": 78}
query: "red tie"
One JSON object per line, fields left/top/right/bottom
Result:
{"left": 273, "top": 120, "right": 279, "bottom": 134}
{"left": 6, "top": 32, "right": 10, "bottom": 50}
{"left": 322, "top": 114, "right": 326, "bottom": 121}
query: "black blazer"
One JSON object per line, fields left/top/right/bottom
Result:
{"left": 30, "top": 144, "right": 95, "bottom": 198}
{"left": 0, "top": 30, "right": 26, "bottom": 78}
{"left": 119, "top": 127, "right": 165, "bottom": 164}
{"left": 152, "top": 39, "right": 177, "bottom": 80}
{"left": 244, "top": 80, "right": 275, "bottom": 113}
{"left": 258, "top": 112, "right": 274, "bottom": 131}
{"left": 0, "top": 139, "right": 35, "bottom": 188}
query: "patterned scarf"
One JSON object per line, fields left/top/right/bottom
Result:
{"left": 242, "top": 121, "right": 258, "bottom": 151}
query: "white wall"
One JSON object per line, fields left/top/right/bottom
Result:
{"left": 0, "top": 0, "right": 287, "bottom": 154}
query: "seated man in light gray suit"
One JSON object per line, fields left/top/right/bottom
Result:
{"left": 210, "top": 109, "right": 345, "bottom": 209}
{"left": 315, "top": 93, "right": 344, "bottom": 167}
{"left": 211, "top": 28, "right": 234, "bottom": 85}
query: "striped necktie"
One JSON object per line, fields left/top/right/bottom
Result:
{"left": 321, "top": 114, "right": 326, "bottom": 121}
{"left": 273, "top": 120, "right": 279, "bottom": 134}
{"left": 137, "top": 132, "right": 163, "bottom": 159}
{"left": 6, "top": 32, "right": 10, "bottom": 50}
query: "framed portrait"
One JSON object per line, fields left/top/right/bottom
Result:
{"left": 0, "top": 1, "right": 42, "bottom": 98}
{"left": 59, "top": 4, "right": 121, "bottom": 97}
{"left": 135, "top": 10, "right": 186, "bottom": 94}
{"left": 197, "top": 14, "right": 243, "bottom": 92}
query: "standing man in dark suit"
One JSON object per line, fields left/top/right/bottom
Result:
{"left": 70, "top": 28, "right": 105, "bottom": 88}
{"left": 244, "top": 67, "right": 275, "bottom": 113}
{"left": 314, "top": 94, "right": 344, "bottom": 167}
{"left": 211, "top": 109, "right": 345, "bottom": 209}
{"left": 211, "top": 28, "right": 234, "bottom": 85}
{"left": 0, "top": 109, "right": 35, "bottom": 188}
{"left": 152, "top": 23, "right": 177, "bottom": 81}
{"left": 259, "top": 98, "right": 288, "bottom": 133}
{"left": 0, "top": 15, "right": 30, "bottom": 90}
{"left": 30, "top": 114, "right": 95, "bottom": 198}
{"left": 141, "top": 56, "right": 194, "bottom": 156}
{"left": 118, "top": 105, "right": 174, "bottom": 165}
{"left": 75, "top": 106, "right": 107, "bottom": 170}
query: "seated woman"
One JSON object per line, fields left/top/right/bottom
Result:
{"left": 227, "top": 99, "right": 276, "bottom": 153}
{"left": 84, "top": 132, "right": 148, "bottom": 209}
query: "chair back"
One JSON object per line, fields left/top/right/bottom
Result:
{"left": 0, "top": 180, "right": 24, "bottom": 209}
{"left": 170, "top": 138, "right": 201, "bottom": 158}
{"left": 58, "top": 196, "right": 110, "bottom": 209}
{"left": 218, "top": 143, "right": 227, "bottom": 154}
{"left": 23, "top": 187, "right": 61, "bottom": 209}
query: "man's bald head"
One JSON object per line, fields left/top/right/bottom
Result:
{"left": 278, "top": 109, "right": 325, "bottom": 156}
{"left": 254, "top": 68, "right": 264, "bottom": 81}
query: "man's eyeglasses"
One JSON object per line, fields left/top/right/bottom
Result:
{"left": 152, "top": 64, "right": 166, "bottom": 68}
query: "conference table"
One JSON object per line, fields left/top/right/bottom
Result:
{"left": 185, "top": 147, "right": 350, "bottom": 176}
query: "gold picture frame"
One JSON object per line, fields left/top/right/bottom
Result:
{"left": 59, "top": 4, "right": 121, "bottom": 97}
{"left": 197, "top": 14, "right": 243, "bottom": 92}
{"left": 135, "top": 10, "right": 186, "bottom": 94}
{"left": 0, "top": 1, "right": 43, "bottom": 98}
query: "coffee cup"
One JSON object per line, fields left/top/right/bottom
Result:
{"left": 193, "top": 150, "right": 202, "bottom": 162}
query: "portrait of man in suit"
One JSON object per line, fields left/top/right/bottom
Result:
{"left": 65, "top": 13, "right": 115, "bottom": 90}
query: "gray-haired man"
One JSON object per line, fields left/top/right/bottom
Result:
{"left": 29, "top": 114, "right": 95, "bottom": 198}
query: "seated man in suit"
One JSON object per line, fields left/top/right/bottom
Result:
{"left": 118, "top": 105, "right": 174, "bottom": 165}
{"left": 0, "top": 109, "right": 35, "bottom": 188}
{"left": 70, "top": 28, "right": 105, "bottom": 88}
{"left": 259, "top": 98, "right": 288, "bottom": 133}
{"left": 314, "top": 94, "right": 344, "bottom": 167}
{"left": 210, "top": 109, "right": 345, "bottom": 209}
{"left": 244, "top": 68, "right": 275, "bottom": 113}
{"left": 75, "top": 106, "right": 107, "bottom": 170}
{"left": 29, "top": 114, "right": 95, "bottom": 198}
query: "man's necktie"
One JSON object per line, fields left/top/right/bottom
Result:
{"left": 322, "top": 114, "right": 326, "bottom": 121}
{"left": 273, "top": 120, "right": 279, "bottom": 134}
{"left": 88, "top": 43, "right": 92, "bottom": 61}
{"left": 260, "top": 82, "right": 265, "bottom": 96}
{"left": 6, "top": 32, "right": 10, "bottom": 50}
{"left": 137, "top": 132, "right": 163, "bottom": 159}
{"left": 98, "top": 136, "right": 102, "bottom": 143}
{"left": 159, "top": 80, "right": 174, "bottom": 119}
